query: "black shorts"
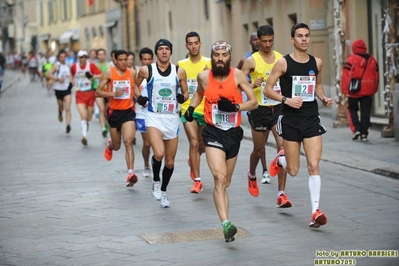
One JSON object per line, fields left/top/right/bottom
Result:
{"left": 54, "top": 89, "right": 71, "bottom": 100}
{"left": 202, "top": 125, "right": 243, "bottom": 160}
{"left": 107, "top": 107, "right": 136, "bottom": 131}
{"left": 247, "top": 105, "right": 282, "bottom": 131}
{"left": 277, "top": 115, "right": 326, "bottom": 142}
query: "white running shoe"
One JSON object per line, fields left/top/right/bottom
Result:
{"left": 160, "top": 193, "right": 170, "bottom": 208}
{"left": 261, "top": 171, "right": 271, "bottom": 184}
{"left": 143, "top": 167, "right": 151, "bottom": 178}
{"left": 152, "top": 181, "right": 162, "bottom": 200}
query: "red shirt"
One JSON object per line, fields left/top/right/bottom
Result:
{"left": 71, "top": 62, "right": 101, "bottom": 76}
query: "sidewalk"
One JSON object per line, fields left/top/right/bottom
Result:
{"left": 0, "top": 70, "right": 26, "bottom": 95}
{"left": 241, "top": 106, "right": 399, "bottom": 179}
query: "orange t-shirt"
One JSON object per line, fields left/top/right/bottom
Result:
{"left": 107, "top": 67, "right": 134, "bottom": 110}
{"left": 204, "top": 67, "right": 242, "bottom": 130}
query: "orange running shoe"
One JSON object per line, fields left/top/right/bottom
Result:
{"left": 268, "top": 149, "right": 285, "bottom": 177}
{"left": 276, "top": 193, "right": 292, "bottom": 208}
{"left": 187, "top": 157, "right": 195, "bottom": 180}
{"left": 190, "top": 181, "right": 203, "bottom": 193}
{"left": 104, "top": 138, "right": 113, "bottom": 161}
{"left": 247, "top": 170, "right": 259, "bottom": 197}
{"left": 309, "top": 209, "right": 328, "bottom": 228}
{"left": 126, "top": 173, "right": 138, "bottom": 187}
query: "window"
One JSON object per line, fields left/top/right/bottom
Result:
{"left": 204, "top": 0, "right": 209, "bottom": 20}
{"left": 134, "top": 4, "right": 140, "bottom": 47}
{"left": 92, "top": 27, "right": 97, "bottom": 38}
{"left": 98, "top": 0, "right": 105, "bottom": 12}
{"left": 48, "top": 0, "right": 53, "bottom": 24}
{"left": 252, "top": 22, "right": 258, "bottom": 30}
{"left": 62, "top": 0, "right": 68, "bottom": 20}
{"left": 288, "top": 13, "right": 297, "bottom": 26}
{"left": 99, "top": 26, "right": 104, "bottom": 37}
{"left": 266, "top": 18, "right": 273, "bottom": 28}
{"left": 168, "top": 11, "right": 172, "bottom": 30}
{"left": 147, "top": 20, "right": 151, "bottom": 36}
{"left": 40, "top": 2, "right": 43, "bottom": 26}
{"left": 77, "top": 0, "right": 85, "bottom": 17}
{"left": 85, "top": 27, "right": 90, "bottom": 41}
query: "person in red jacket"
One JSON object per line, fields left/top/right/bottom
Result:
{"left": 341, "top": 39, "right": 379, "bottom": 142}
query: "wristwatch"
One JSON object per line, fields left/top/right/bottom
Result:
{"left": 281, "top": 96, "right": 287, "bottom": 104}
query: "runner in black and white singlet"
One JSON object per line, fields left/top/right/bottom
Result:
{"left": 47, "top": 49, "right": 73, "bottom": 134}
{"left": 135, "top": 39, "right": 188, "bottom": 208}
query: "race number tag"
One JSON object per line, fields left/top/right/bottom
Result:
{"left": 113, "top": 80, "right": 131, "bottom": 99}
{"left": 291, "top": 76, "right": 315, "bottom": 102}
{"left": 187, "top": 78, "right": 198, "bottom": 99}
{"left": 261, "top": 81, "right": 281, "bottom": 105}
{"left": 211, "top": 104, "right": 237, "bottom": 130}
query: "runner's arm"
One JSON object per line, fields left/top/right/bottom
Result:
{"left": 235, "top": 69, "right": 258, "bottom": 111}
{"left": 95, "top": 70, "right": 113, "bottom": 98}
{"left": 178, "top": 67, "right": 189, "bottom": 101}
{"left": 314, "top": 57, "right": 332, "bottom": 107}
{"left": 189, "top": 70, "right": 207, "bottom": 109}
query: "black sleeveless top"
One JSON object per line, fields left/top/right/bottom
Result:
{"left": 280, "top": 54, "right": 319, "bottom": 116}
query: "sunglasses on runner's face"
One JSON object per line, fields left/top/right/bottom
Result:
{"left": 80, "top": 56, "right": 87, "bottom": 58}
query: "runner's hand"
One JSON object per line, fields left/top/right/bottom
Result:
{"left": 85, "top": 72, "right": 93, "bottom": 79}
{"left": 137, "top": 95, "right": 148, "bottom": 106}
{"left": 218, "top": 97, "right": 236, "bottom": 112}
{"left": 184, "top": 106, "right": 194, "bottom": 122}
{"left": 177, "top": 93, "right": 185, "bottom": 104}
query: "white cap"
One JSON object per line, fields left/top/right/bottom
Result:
{"left": 77, "top": 50, "right": 88, "bottom": 57}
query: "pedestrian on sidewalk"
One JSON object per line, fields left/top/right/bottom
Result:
{"left": 184, "top": 40, "right": 258, "bottom": 242}
{"left": 264, "top": 23, "right": 333, "bottom": 229}
{"left": 95, "top": 49, "right": 138, "bottom": 188}
{"left": 341, "top": 38, "right": 379, "bottom": 142}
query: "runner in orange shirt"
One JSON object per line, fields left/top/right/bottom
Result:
{"left": 95, "top": 50, "right": 138, "bottom": 187}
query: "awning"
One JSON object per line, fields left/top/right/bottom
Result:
{"left": 59, "top": 30, "right": 74, "bottom": 43}
{"left": 39, "top": 34, "right": 50, "bottom": 41}
{"left": 71, "top": 29, "right": 79, "bottom": 41}
{"left": 104, "top": 21, "right": 116, "bottom": 28}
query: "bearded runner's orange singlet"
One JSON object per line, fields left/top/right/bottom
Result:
{"left": 107, "top": 67, "right": 135, "bottom": 110}
{"left": 204, "top": 67, "right": 242, "bottom": 130}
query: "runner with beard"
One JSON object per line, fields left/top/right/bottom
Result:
{"left": 184, "top": 41, "right": 258, "bottom": 242}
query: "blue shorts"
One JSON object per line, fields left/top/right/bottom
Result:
{"left": 135, "top": 118, "right": 147, "bottom": 133}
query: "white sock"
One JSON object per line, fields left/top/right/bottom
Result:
{"left": 247, "top": 171, "right": 256, "bottom": 180}
{"left": 278, "top": 155, "right": 287, "bottom": 169}
{"left": 194, "top": 177, "right": 201, "bottom": 181}
{"left": 128, "top": 169, "right": 134, "bottom": 174}
{"left": 308, "top": 175, "right": 321, "bottom": 213}
{"left": 80, "top": 120, "right": 87, "bottom": 137}
{"left": 221, "top": 220, "right": 229, "bottom": 226}
{"left": 278, "top": 191, "right": 284, "bottom": 196}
